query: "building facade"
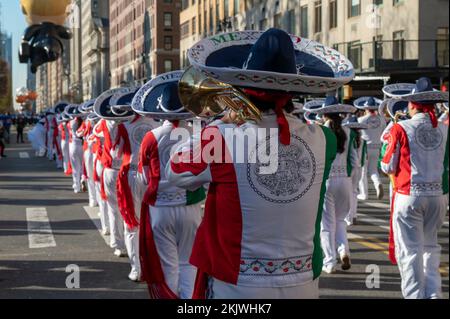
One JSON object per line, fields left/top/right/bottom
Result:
{"left": 0, "top": 31, "right": 13, "bottom": 113}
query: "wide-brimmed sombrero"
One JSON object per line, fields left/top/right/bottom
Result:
{"left": 94, "top": 88, "right": 136, "bottom": 121}
{"left": 187, "top": 28, "right": 354, "bottom": 94}
{"left": 64, "top": 104, "right": 84, "bottom": 118}
{"left": 343, "top": 116, "right": 369, "bottom": 129}
{"left": 382, "top": 77, "right": 448, "bottom": 103}
{"left": 79, "top": 99, "right": 96, "bottom": 114}
{"left": 304, "top": 111, "right": 321, "bottom": 123}
{"left": 304, "top": 96, "right": 356, "bottom": 115}
{"left": 379, "top": 99, "right": 410, "bottom": 120}
{"left": 354, "top": 97, "right": 382, "bottom": 110}
{"left": 132, "top": 71, "right": 192, "bottom": 120}
{"left": 53, "top": 101, "right": 69, "bottom": 114}
{"left": 110, "top": 87, "right": 140, "bottom": 116}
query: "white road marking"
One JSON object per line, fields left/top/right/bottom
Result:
{"left": 26, "top": 208, "right": 56, "bottom": 249}
{"left": 19, "top": 152, "right": 30, "bottom": 159}
{"left": 83, "top": 206, "right": 110, "bottom": 246}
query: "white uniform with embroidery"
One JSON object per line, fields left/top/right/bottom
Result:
{"left": 358, "top": 113, "right": 387, "bottom": 198}
{"left": 69, "top": 118, "right": 84, "bottom": 192}
{"left": 46, "top": 114, "right": 56, "bottom": 160}
{"left": 381, "top": 113, "right": 449, "bottom": 299}
{"left": 167, "top": 112, "right": 337, "bottom": 299}
{"left": 321, "top": 123, "right": 359, "bottom": 268}
{"left": 138, "top": 120, "right": 204, "bottom": 299}
{"left": 346, "top": 134, "right": 366, "bottom": 225}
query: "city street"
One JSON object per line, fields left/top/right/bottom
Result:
{"left": 1, "top": 131, "right": 448, "bottom": 299}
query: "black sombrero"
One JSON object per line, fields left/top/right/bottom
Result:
{"left": 64, "top": 104, "right": 84, "bottom": 118}
{"left": 383, "top": 77, "right": 448, "bottom": 103}
{"left": 354, "top": 97, "right": 382, "bottom": 111}
{"left": 54, "top": 101, "right": 69, "bottom": 114}
{"left": 94, "top": 88, "right": 136, "bottom": 121}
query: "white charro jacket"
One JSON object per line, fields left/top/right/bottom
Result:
{"left": 358, "top": 113, "right": 387, "bottom": 147}
{"left": 381, "top": 113, "right": 449, "bottom": 196}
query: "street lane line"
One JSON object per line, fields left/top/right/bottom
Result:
{"left": 26, "top": 208, "right": 56, "bottom": 249}
{"left": 19, "top": 152, "right": 30, "bottom": 159}
{"left": 83, "top": 206, "right": 110, "bottom": 246}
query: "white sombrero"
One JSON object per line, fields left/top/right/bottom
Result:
{"left": 382, "top": 77, "right": 448, "bottom": 103}
{"left": 379, "top": 99, "right": 410, "bottom": 120}
{"left": 304, "top": 96, "right": 356, "bottom": 115}
{"left": 131, "top": 71, "right": 192, "bottom": 120}
{"left": 94, "top": 88, "right": 137, "bottom": 121}
{"left": 342, "top": 116, "right": 369, "bottom": 129}
{"left": 354, "top": 96, "right": 383, "bottom": 110}
{"left": 79, "top": 99, "right": 96, "bottom": 114}
{"left": 187, "top": 28, "right": 354, "bottom": 94}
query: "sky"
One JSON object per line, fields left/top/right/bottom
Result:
{"left": 0, "top": 0, "right": 29, "bottom": 109}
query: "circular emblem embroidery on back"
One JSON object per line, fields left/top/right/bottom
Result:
{"left": 131, "top": 124, "right": 154, "bottom": 146}
{"left": 246, "top": 134, "right": 316, "bottom": 203}
{"left": 367, "top": 116, "right": 381, "bottom": 129}
{"left": 415, "top": 123, "right": 443, "bottom": 151}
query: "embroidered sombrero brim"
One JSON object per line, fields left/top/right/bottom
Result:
{"left": 303, "top": 99, "right": 356, "bottom": 114}
{"left": 188, "top": 31, "right": 354, "bottom": 94}
{"left": 64, "top": 105, "right": 84, "bottom": 118}
{"left": 94, "top": 88, "right": 137, "bottom": 121}
{"left": 342, "top": 122, "right": 369, "bottom": 129}
{"left": 133, "top": 71, "right": 192, "bottom": 120}
{"left": 80, "top": 99, "right": 96, "bottom": 114}
{"left": 304, "top": 112, "right": 319, "bottom": 123}
{"left": 383, "top": 83, "right": 448, "bottom": 103}
{"left": 354, "top": 97, "right": 383, "bottom": 110}
{"left": 382, "top": 99, "right": 410, "bottom": 119}
{"left": 54, "top": 101, "right": 69, "bottom": 114}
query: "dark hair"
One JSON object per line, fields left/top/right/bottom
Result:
{"left": 325, "top": 113, "right": 347, "bottom": 154}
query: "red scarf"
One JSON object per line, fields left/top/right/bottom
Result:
{"left": 411, "top": 102, "right": 438, "bottom": 127}
{"left": 242, "top": 89, "right": 293, "bottom": 145}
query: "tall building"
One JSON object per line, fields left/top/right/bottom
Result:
{"left": 0, "top": 30, "right": 12, "bottom": 113}
{"left": 68, "top": 0, "right": 83, "bottom": 103}
{"left": 81, "top": 0, "right": 110, "bottom": 100}
{"left": 27, "top": 62, "right": 37, "bottom": 113}
{"left": 180, "top": 0, "right": 449, "bottom": 96}
{"left": 109, "top": 0, "right": 181, "bottom": 87}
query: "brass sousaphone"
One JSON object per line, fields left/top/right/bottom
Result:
{"left": 178, "top": 66, "right": 262, "bottom": 123}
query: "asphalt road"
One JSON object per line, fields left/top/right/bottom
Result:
{"left": 0, "top": 130, "right": 448, "bottom": 299}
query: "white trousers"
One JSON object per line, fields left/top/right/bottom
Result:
{"left": 207, "top": 278, "right": 319, "bottom": 299}
{"left": 103, "top": 167, "right": 125, "bottom": 251}
{"left": 321, "top": 177, "right": 352, "bottom": 267}
{"left": 95, "top": 160, "right": 109, "bottom": 233}
{"left": 346, "top": 167, "right": 362, "bottom": 224}
{"left": 47, "top": 129, "right": 54, "bottom": 160}
{"left": 149, "top": 204, "right": 203, "bottom": 299}
{"left": 83, "top": 150, "right": 97, "bottom": 206}
{"left": 61, "top": 139, "right": 70, "bottom": 173}
{"left": 393, "top": 193, "right": 447, "bottom": 299}
{"left": 359, "top": 146, "right": 382, "bottom": 198}
{"left": 69, "top": 139, "right": 84, "bottom": 192}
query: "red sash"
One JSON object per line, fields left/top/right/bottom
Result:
{"left": 389, "top": 191, "right": 398, "bottom": 265}
{"left": 52, "top": 119, "right": 62, "bottom": 160}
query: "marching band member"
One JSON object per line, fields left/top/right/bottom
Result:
{"left": 53, "top": 102, "right": 68, "bottom": 170}
{"left": 29, "top": 117, "right": 47, "bottom": 157}
{"left": 167, "top": 28, "right": 353, "bottom": 298}
{"left": 59, "top": 112, "right": 73, "bottom": 176}
{"left": 342, "top": 116, "right": 368, "bottom": 226}
{"left": 133, "top": 72, "right": 205, "bottom": 298}
{"left": 94, "top": 88, "right": 135, "bottom": 258}
{"left": 77, "top": 100, "right": 98, "bottom": 208}
{"left": 381, "top": 77, "right": 449, "bottom": 299}
{"left": 304, "top": 97, "right": 358, "bottom": 273}
{"left": 64, "top": 105, "right": 86, "bottom": 194}
{"left": 355, "top": 97, "right": 386, "bottom": 200}
{"left": 110, "top": 89, "right": 160, "bottom": 282}
{"left": 439, "top": 103, "right": 449, "bottom": 125}
{"left": 45, "top": 109, "right": 56, "bottom": 161}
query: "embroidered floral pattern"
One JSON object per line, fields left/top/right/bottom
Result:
{"left": 240, "top": 255, "right": 312, "bottom": 276}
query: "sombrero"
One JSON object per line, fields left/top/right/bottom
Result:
{"left": 64, "top": 104, "right": 84, "bottom": 118}
{"left": 187, "top": 28, "right": 354, "bottom": 94}
{"left": 94, "top": 88, "right": 136, "bottom": 121}
{"left": 382, "top": 77, "right": 448, "bottom": 103}
{"left": 53, "top": 101, "right": 69, "bottom": 114}
{"left": 79, "top": 99, "right": 96, "bottom": 114}
{"left": 86, "top": 112, "right": 99, "bottom": 122}
{"left": 303, "top": 96, "right": 356, "bottom": 115}
{"left": 110, "top": 87, "right": 140, "bottom": 116}
{"left": 304, "top": 111, "right": 321, "bottom": 124}
{"left": 379, "top": 99, "right": 410, "bottom": 120}
{"left": 343, "top": 116, "right": 369, "bottom": 130}
{"left": 354, "top": 97, "right": 382, "bottom": 110}
{"left": 132, "top": 71, "right": 192, "bottom": 120}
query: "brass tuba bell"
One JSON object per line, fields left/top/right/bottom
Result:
{"left": 178, "top": 66, "right": 262, "bottom": 123}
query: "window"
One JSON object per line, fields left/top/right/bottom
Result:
{"left": 181, "top": 22, "right": 190, "bottom": 39}
{"left": 329, "top": 0, "right": 337, "bottom": 29}
{"left": 300, "top": 6, "right": 308, "bottom": 38}
{"left": 373, "top": 0, "right": 383, "bottom": 5}
{"left": 259, "top": 18, "right": 267, "bottom": 30}
{"left": 314, "top": 1, "right": 322, "bottom": 33}
{"left": 393, "top": 0, "right": 403, "bottom": 5}
{"left": 192, "top": 17, "right": 196, "bottom": 35}
{"left": 181, "top": 0, "right": 189, "bottom": 10}
{"left": 224, "top": 0, "right": 229, "bottom": 18}
{"left": 374, "top": 35, "right": 383, "bottom": 60}
{"left": 348, "top": 0, "right": 361, "bottom": 17}
{"left": 393, "top": 30, "right": 404, "bottom": 61}
{"left": 274, "top": 13, "right": 282, "bottom": 29}
{"left": 233, "top": 0, "right": 240, "bottom": 16}
{"left": 287, "top": 9, "right": 295, "bottom": 34}
{"left": 164, "top": 13, "right": 172, "bottom": 27}
{"left": 164, "top": 36, "right": 173, "bottom": 50}
{"left": 164, "top": 59, "right": 173, "bottom": 72}
{"left": 437, "top": 27, "right": 449, "bottom": 66}
{"left": 347, "top": 41, "right": 361, "bottom": 69}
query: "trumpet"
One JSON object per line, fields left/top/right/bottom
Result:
{"left": 394, "top": 111, "right": 408, "bottom": 123}
{"left": 178, "top": 66, "right": 262, "bottom": 123}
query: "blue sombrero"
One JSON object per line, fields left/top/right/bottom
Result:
{"left": 53, "top": 101, "right": 69, "bottom": 114}
{"left": 303, "top": 111, "right": 321, "bottom": 124}
{"left": 304, "top": 96, "right": 356, "bottom": 115}
{"left": 94, "top": 88, "right": 137, "bottom": 121}
{"left": 354, "top": 96, "right": 382, "bottom": 110}
{"left": 132, "top": 71, "right": 192, "bottom": 120}
{"left": 79, "top": 99, "right": 96, "bottom": 114}
{"left": 64, "top": 104, "right": 84, "bottom": 118}
{"left": 379, "top": 99, "right": 410, "bottom": 120}
{"left": 383, "top": 77, "right": 448, "bottom": 103}
{"left": 343, "top": 116, "right": 369, "bottom": 129}
{"left": 110, "top": 87, "right": 140, "bottom": 116}
{"left": 187, "top": 28, "right": 354, "bottom": 94}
